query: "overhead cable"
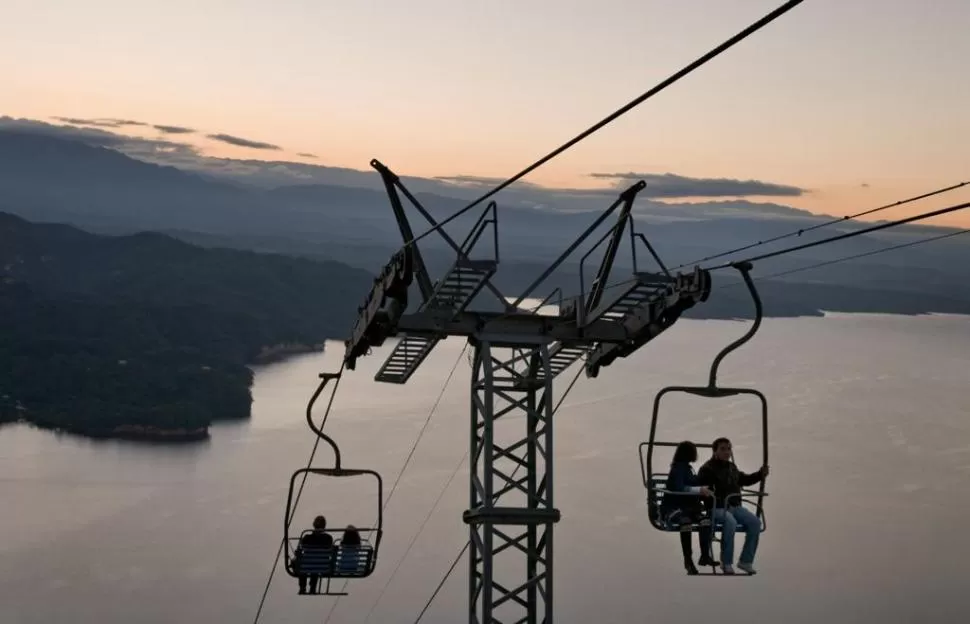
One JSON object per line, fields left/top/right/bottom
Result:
{"left": 673, "top": 180, "right": 969, "bottom": 270}
{"left": 708, "top": 200, "right": 970, "bottom": 270}
{"left": 403, "top": 0, "right": 807, "bottom": 248}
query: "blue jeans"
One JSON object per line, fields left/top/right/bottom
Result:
{"left": 713, "top": 506, "right": 760, "bottom": 565}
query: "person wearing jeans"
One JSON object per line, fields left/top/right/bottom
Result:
{"left": 697, "top": 437, "right": 769, "bottom": 575}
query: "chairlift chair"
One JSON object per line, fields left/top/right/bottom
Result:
{"left": 638, "top": 262, "right": 770, "bottom": 574}
{"left": 282, "top": 372, "right": 385, "bottom": 596}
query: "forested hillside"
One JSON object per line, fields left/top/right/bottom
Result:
{"left": 0, "top": 213, "right": 373, "bottom": 440}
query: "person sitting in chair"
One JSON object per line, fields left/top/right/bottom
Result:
{"left": 297, "top": 515, "right": 334, "bottom": 594}
{"left": 697, "top": 437, "right": 768, "bottom": 575}
{"left": 338, "top": 525, "right": 363, "bottom": 573}
{"left": 661, "top": 441, "right": 719, "bottom": 575}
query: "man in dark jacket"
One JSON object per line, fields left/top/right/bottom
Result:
{"left": 297, "top": 515, "right": 334, "bottom": 594}
{"left": 697, "top": 437, "right": 769, "bottom": 575}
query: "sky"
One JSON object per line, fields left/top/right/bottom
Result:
{"left": 2, "top": 0, "right": 969, "bottom": 224}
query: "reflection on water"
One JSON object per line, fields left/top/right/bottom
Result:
{"left": 2, "top": 314, "right": 970, "bottom": 623}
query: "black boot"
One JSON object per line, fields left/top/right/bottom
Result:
{"left": 698, "top": 527, "right": 720, "bottom": 567}
{"left": 698, "top": 553, "right": 720, "bottom": 567}
{"left": 684, "top": 557, "right": 699, "bottom": 575}
{"left": 679, "top": 531, "right": 698, "bottom": 575}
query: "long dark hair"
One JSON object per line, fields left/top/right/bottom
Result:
{"left": 671, "top": 440, "right": 698, "bottom": 464}
{"left": 341, "top": 525, "right": 362, "bottom": 546}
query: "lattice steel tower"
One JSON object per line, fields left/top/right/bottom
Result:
{"left": 343, "top": 160, "right": 712, "bottom": 623}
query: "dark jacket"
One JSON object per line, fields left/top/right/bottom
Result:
{"left": 659, "top": 461, "right": 704, "bottom": 518}
{"left": 697, "top": 458, "right": 765, "bottom": 508}
{"left": 300, "top": 530, "right": 334, "bottom": 549}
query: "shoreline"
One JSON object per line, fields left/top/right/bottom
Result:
{"left": 9, "top": 310, "right": 969, "bottom": 444}
{"left": 0, "top": 341, "right": 333, "bottom": 444}
{"left": 2, "top": 418, "right": 211, "bottom": 444}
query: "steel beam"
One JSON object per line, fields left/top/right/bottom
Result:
{"left": 464, "top": 339, "right": 560, "bottom": 624}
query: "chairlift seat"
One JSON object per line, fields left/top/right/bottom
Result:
{"left": 293, "top": 541, "right": 376, "bottom": 578}
{"left": 647, "top": 474, "right": 763, "bottom": 533}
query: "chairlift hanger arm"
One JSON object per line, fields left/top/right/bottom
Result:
{"left": 707, "top": 261, "right": 762, "bottom": 388}
{"left": 305, "top": 372, "right": 343, "bottom": 469}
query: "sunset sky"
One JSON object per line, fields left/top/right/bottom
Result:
{"left": 3, "top": 0, "right": 969, "bottom": 224}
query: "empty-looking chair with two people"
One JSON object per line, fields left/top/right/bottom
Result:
{"left": 292, "top": 514, "right": 375, "bottom": 595}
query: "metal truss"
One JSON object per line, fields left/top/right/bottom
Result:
{"left": 464, "top": 339, "right": 560, "bottom": 624}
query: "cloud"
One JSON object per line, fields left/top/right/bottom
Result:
{"left": 588, "top": 172, "right": 806, "bottom": 198}
{"left": 52, "top": 116, "right": 147, "bottom": 128}
{"left": 154, "top": 124, "right": 195, "bottom": 135}
{"left": 434, "top": 174, "right": 544, "bottom": 190}
{"left": 1, "top": 115, "right": 822, "bottom": 223}
{"left": 107, "top": 118, "right": 148, "bottom": 127}
{"left": 2, "top": 116, "right": 199, "bottom": 160}
{"left": 297, "top": 152, "right": 318, "bottom": 159}
{"left": 206, "top": 133, "right": 281, "bottom": 150}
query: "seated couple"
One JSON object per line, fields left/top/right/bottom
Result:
{"left": 661, "top": 437, "right": 768, "bottom": 575}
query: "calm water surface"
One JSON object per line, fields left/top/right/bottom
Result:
{"left": 2, "top": 314, "right": 969, "bottom": 623}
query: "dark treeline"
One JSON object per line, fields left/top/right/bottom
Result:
{"left": 0, "top": 213, "right": 373, "bottom": 440}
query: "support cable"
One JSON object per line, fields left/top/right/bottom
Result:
{"left": 385, "top": 344, "right": 470, "bottom": 511}
{"left": 412, "top": 542, "right": 468, "bottom": 624}
{"left": 672, "top": 180, "right": 968, "bottom": 271}
{"left": 403, "top": 0, "right": 806, "bottom": 248}
{"left": 707, "top": 200, "right": 970, "bottom": 270}
{"left": 729, "top": 227, "right": 970, "bottom": 285}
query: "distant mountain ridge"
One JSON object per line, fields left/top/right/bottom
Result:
{"left": 3, "top": 128, "right": 966, "bottom": 262}
{"left": 2, "top": 128, "right": 969, "bottom": 318}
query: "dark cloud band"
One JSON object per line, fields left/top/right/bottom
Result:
{"left": 588, "top": 172, "right": 805, "bottom": 198}
{"left": 1, "top": 115, "right": 815, "bottom": 221}
{"left": 154, "top": 125, "right": 195, "bottom": 135}
{"left": 207, "top": 133, "right": 281, "bottom": 150}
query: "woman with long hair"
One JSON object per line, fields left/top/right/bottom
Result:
{"left": 661, "top": 441, "right": 719, "bottom": 575}
{"left": 338, "top": 524, "right": 363, "bottom": 573}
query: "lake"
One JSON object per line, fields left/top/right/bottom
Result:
{"left": 2, "top": 314, "right": 969, "bottom": 624}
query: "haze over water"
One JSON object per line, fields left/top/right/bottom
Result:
{"left": 2, "top": 314, "right": 969, "bottom": 623}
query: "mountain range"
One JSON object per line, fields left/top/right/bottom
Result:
{"left": 2, "top": 126, "right": 969, "bottom": 319}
